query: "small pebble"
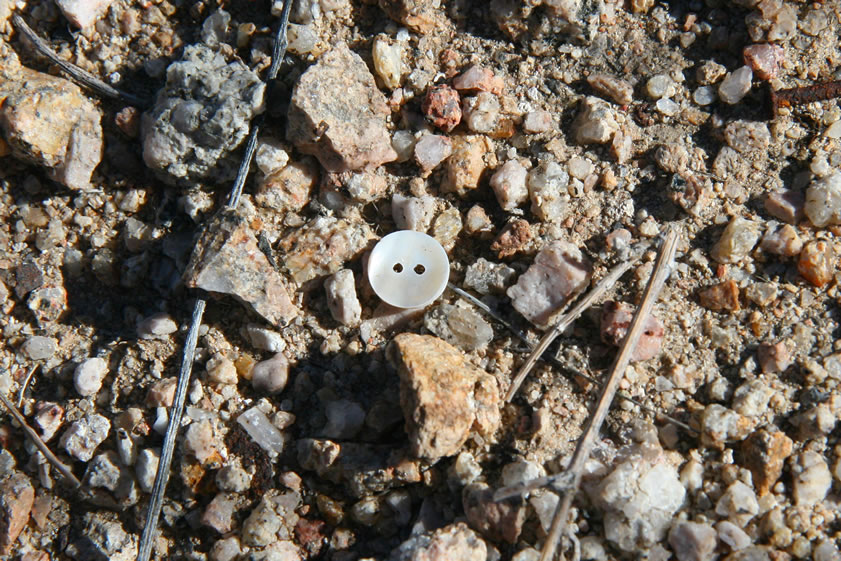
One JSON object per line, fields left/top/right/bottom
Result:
{"left": 324, "top": 269, "right": 362, "bottom": 327}
{"left": 414, "top": 134, "right": 452, "bottom": 171}
{"left": 464, "top": 258, "right": 516, "bottom": 295}
{"left": 33, "top": 402, "right": 64, "bottom": 442}
{"left": 572, "top": 97, "right": 619, "bottom": 144}
{"left": 798, "top": 240, "right": 835, "bottom": 287}
{"left": 805, "top": 171, "right": 841, "bottom": 227}
{"left": 56, "top": 0, "right": 114, "bottom": 29}
{"left": 462, "top": 92, "right": 500, "bottom": 133}
{"left": 600, "top": 301, "right": 664, "bottom": 361}
{"left": 135, "top": 448, "right": 160, "bottom": 493}
{"left": 422, "top": 84, "right": 461, "bottom": 132}
{"left": 724, "top": 120, "right": 770, "bottom": 153}
{"left": 322, "top": 399, "right": 366, "bottom": 439}
{"left": 251, "top": 353, "right": 290, "bottom": 395}
{"left": 216, "top": 464, "right": 252, "bottom": 493}
{"left": 715, "top": 481, "right": 758, "bottom": 526}
{"left": 587, "top": 73, "right": 634, "bottom": 105}
{"left": 527, "top": 161, "right": 569, "bottom": 222}
{"left": 764, "top": 190, "right": 804, "bottom": 224}
{"left": 760, "top": 223, "right": 802, "bottom": 256}
{"left": 392, "top": 193, "right": 437, "bottom": 232}
{"left": 20, "top": 336, "right": 57, "bottom": 361}
{"left": 490, "top": 160, "right": 528, "bottom": 211}
{"left": 522, "top": 111, "right": 553, "bottom": 133}
{"left": 716, "top": 520, "right": 751, "bottom": 551}
{"left": 254, "top": 137, "right": 290, "bottom": 176}
{"left": 791, "top": 451, "right": 832, "bottom": 506}
{"left": 372, "top": 36, "right": 403, "bottom": 89}
{"left": 718, "top": 66, "right": 753, "bottom": 105}
{"left": 74, "top": 357, "right": 108, "bottom": 397}
{"left": 743, "top": 43, "right": 784, "bottom": 81}
{"left": 701, "top": 405, "right": 751, "bottom": 449}
{"left": 146, "top": 378, "right": 177, "bottom": 407}
{"left": 710, "top": 216, "right": 761, "bottom": 264}
{"left": 698, "top": 280, "right": 740, "bottom": 312}
{"left": 731, "top": 380, "right": 773, "bottom": 417}
{"left": 137, "top": 313, "right": 178, "bottom": 340}
{"left": 237, "top": 406, "right": 287, "bottom": 458}
{"left": 452, "top": 65, "right": 503, "bottom": 94}
{"left": 646, "top": 74, "right": 676, "bottom": 99}
{"left": 692, "top": 86, "right": 716, "bottom": 106}
{"left": 696, "top": 60, "right": 726, "bottom": 85}
{"left": 668, "top": 521, "right": 717, "bottom": 561}
{"left": 60, "top": 413, "right": 111, "bottom": 462}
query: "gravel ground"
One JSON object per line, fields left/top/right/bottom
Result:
{"left": 1, "top": 1, "right": 840, "bottom": 560}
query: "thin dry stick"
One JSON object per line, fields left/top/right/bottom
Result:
{"left": 505, "top": 257, "right": 639, "bottom": 402}
{"left": 136, "top": 3, "right": 293, "bottom": 560}
{"left": 0, "top": 390, "right": 82, "bottom": 488}
{"left": 538, "top": 227, "right": 678, "bottom": 561}
{"left": 448, "top": 283, "right": 694, "bottom": 434}
{"left": 17, "top": 364, "right": 38, "bottom": 407}
{"left": 12, "top": 15, "right": 150, "bottom": 108}
{"left": 135, "top": 298, "right": 205, "bottom": 561}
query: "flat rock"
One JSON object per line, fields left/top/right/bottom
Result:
{"left": 142, "top": 44, "right": 265, "bottom": 185}
{"left": 388, "top": 522, "right": 487, "bottom": 561}
{"left": 278, "top": 215, "right": 375, "bottom": 284}
{"left": 0, "top": 60, "right": 102, "bottom": 190}
{"left": 0, "top": 472, "right": 34, "bottom": 554}
{"left": 387, "top": 333, "right": 500, "bottom": 461}
{"left": 184, "top": 211, "right": 298, "bottom": 326}
{"left": 507, "top": 240, "right": 592, "bottom": 327}
{"left": 287, "top": 44, "right": 397, "bottom": 172}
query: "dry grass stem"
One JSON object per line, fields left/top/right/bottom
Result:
{"left": 0, "top": 390, "right": 82, "bottom": 489}
{"left": 537, "top": 227, "right": 678, "bottom": 561}
{"left": 12, "top": 15, "right": 150, "bottom": 107}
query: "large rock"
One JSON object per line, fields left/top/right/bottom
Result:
{"left": 287, "top": 44, "right": 397, "bottom": 172}
{"left": 387, "top": 334, "right": 500, "bottom": 461}
{"left": 0, "top": 53, "right": 102, "bottom": 190}
{"left": 142, "top": 44, "right": 265, "bottom": 185}
{"left": 184, "top": 211, "right": 298, "bottom": 326}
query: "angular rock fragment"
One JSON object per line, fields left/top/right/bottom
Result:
{"left": 527, "top": 160, "right": 569, "bottom": 222}
{"left": 600, "top": 301, "right": 664, "bottom": 361}
{"left": 414, "top": 134, "right": 452, "bottom": 172}
{"left": 60, "top": 413, "right": 111, "bottom": 462}
{"left": 764, "top": 190, "right": 804, "bottom": 224}
{"left": 805, "top": 171, "right": 841, "bottom": 227}
{"left": 698, "top": 280, "right": 740, "bottom": 312}
{"left": 798, "top": 240, "right": 835, "bottom": 288}
{"left": 424, "top": 302, "right": 494, "bottom": 351}
{"left": 0, "top": 59, "right": 103, "bottom": 190}
{"left": 587, "top": 73, "right": 634, "bottom": 105}
{"left": 56, "top": 0, "right": 113, "bottom": 29}
{"left": 741, "top": 429, "right": 792, "bottom": 496}
{"left": 142, "top": 44, "right": 265, "bottom": 185}
{"left": 490, "top": 160, "right": 528, "bottom": 211}
{"left": 442, "top": 135, "right": 491, "bottom": 196}
{"left": 491, "top": 218, "right": 533, "bottom": 258}
{"left": 423, "top": 85, "right": 462, "bottom": 132}
{"left": 791, "top": 451, "right": 832, "bottom": 507}
{"left": 287, "top": 44, "right": 397, "bottom": 172}
{"left": 700, "top": 404, "right": 751, "bottom": 449}
{"left": 324, "top": 269, "right": 362, "bottom": 327}
{"left": 464, "top": 258, "right": 516, "bottom": 295}
{"left": 668, "top": 521, "right": 717, "bottom": 561}
{"left": 453, "top": 65, "right": 504, "bottom": 94}
{"left": 572, "top": 96, "right": 619, "bottom": 145}
{"left": 388, "top": 334, "right": 500, "bottom": 461}
{"left": 718, "top": 66, "right": 753, "bottom": 105}
{"left": 0, "top": 472, "right": 34, "bottom": 554}
{"left": 462, "top": 483, "right": 524, "bottom": 544}
{"left": 278, "top": 215, "right": 375, "bottom": 284}
{"left": 237, "top": 407, "right": 287, "bottom": 458}
{"left": 255, "top": 158, "right": 318, "bottom": 213}
{"left": 743, "top": 44, "right": 784, "bottom": 81}
{"left": 388, "top": 522, "right": 487, "bottom": 561}
{"left": 507, "top": 240, "right": 592, "bottom": 327}
{"left": 711, "top": 216, "right": 761, "bottom": 264}
{"left": 184, "top": 211, "right": 298, "bottom": 326}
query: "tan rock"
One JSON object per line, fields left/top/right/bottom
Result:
{"left": 255, "top": 158, "right": 319, "bottom": 212}
{"left": 388, "top": 334, "right": 501, "bottom": 461}
{"left": 0, "top": 65, "right": 103, "bottom": 189}
{"left": 442, "top": 135, "right": 491, "bottom": 196}
{"left": 0, "top": 472, "right": 35, "bottom": 554}
{"left": 741, "top": 429, "right": 793, "bottom": 496}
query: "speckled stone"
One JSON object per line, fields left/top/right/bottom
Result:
{"left": 388, "top": 334, "right": 500, "bottom": 461}
{"left": 388, "top": 522, "right": 487, "bottom": 561}
{"left": 184, "top": 211, "right": 298, "bottom": 326}
{"left": 287, "top": 44, "right": 397, "bottom": 172}
{"left": 741, "top": 429, "right": 793, "bottom": 496}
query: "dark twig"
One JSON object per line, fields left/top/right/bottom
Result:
{"left": 0, "top": 390, "right": 82, "bottom": 489}
{"left": 537, "top": 228, "right": 678, "bottom": 561}
{"left": 135, "top": 298, "right": 205, "bottom": 561}
{"left": 771, "top": 81, "right": 841, "bottom": 117}
{"left": 12, "top": 15, "right": 150, "bottom": 108}
{"left": 136, "top": 4, "right": 293, "bottom": 560}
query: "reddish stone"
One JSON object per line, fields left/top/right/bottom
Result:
{"left": 115, "top": 106, "right": 141, "bottom": 138}
{"left": 741, "top": 429, "right": 793, "bottom": 496}
{"left": 422, "top": 84, "right": 462, "bottom": 132}
{"left": 490, "top": 219, "right": 532, "bottom": 258}
{"left": 743, "top": 43, "right": 784, "bottom": 81}
{"left": 600, "top": 301, "right": 664, "bottom": 362}
{"left": 452, "top": 65, "right": 504, "bottom": 95}
{"left": 798, "top": 240, "right": 835, "bottom": 288}
{"left": 295, "top": 518, "right": 327, "bottom": 556}
{"left": 698, "top": 280, "right": 740, "bottom": 312}
{"left": 757, "top": 341, "right": 791, "bottom": 374}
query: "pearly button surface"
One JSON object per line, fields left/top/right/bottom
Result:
{"left": 367, "top": 230, "right": 450, "bottom": 309}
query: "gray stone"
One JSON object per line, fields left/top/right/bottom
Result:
{"left": 718, "top": 66, "right": 753, "bottom": 104}
{"left": 590, "top": 445, "right": 685, "bottom": 552}
{"left": 731, "top": 380, "right": 773, "bottom": 417}
{"left": 242, "top": 497, "right": 282, "bottom": 547}
{"left": 136, "top": 312, "right": 178, "bottom": 340}
{"left": 322, "top": 399, "right": 366, "bottom": 440}
{"left": 715, "top": 481, "right": 758, "bottom": 526}
{"left": 701, "top": 404, "right": 751, "bottom": 448}
{"left": 210, "top": 537, "right": 243, "bottom": 561}
{"left": 424, "top": 302, "right": 494, "bottom": 351}
{"left": 254, "top": 137, "right": 290, "bottom": 176}
{"left": 237, "top": 406, "right": 287, "bottom": 458}
{"left": 27, "top": 284, "right": 67, "bottom": 323}
{"left": 324, "top": 269, "right": 362, "bottom": 327}
{"left": 710, "top": 216, "right": 761, "bottom": 264}
{"left": 69, "top": 515, "right": 136, "bottom": 561}
{"left": 764, "top": 190, "right": 804, "bottom": 224}
{"left": 74, "top": 357, "right": 108, "bottom": 397}
{"left": 716, "top": 520, "right": 751, "bottom": 551}
{"left": 135, "top": 448, "right": 160, "bottom": 493}
{"left": 805, "top": 171, "right": 841, "bottom": 227}
{"left": 414, "top": 134, "right": 452, "bottom": 171}
{"left": 527, "top": 161, "right": 569, "bottom": 222}
{"left": 507, "top": 241, "right": 592, "bottom": 327}
{"left": 142, "top": 44, "right": 265, "bottom": 185}
{"left": 60, "top": 413, "right": 111, "bottom": 462}
{"left": 184, "top": 211, "right": 298, "bottom": 326}
{"left": 287, "top": 44, "right": 396, "bottom": 172}
{"left": 84, "top": 451, "right": 126, "bottom": 492}
{"left": 202, "top": 493, "right": 237, "bottom": 534}
{"left": 20, "top": 336, "right": 57, "bottom": 360}
{"left": 645, "top": 75, "right": 676, "bottom": 99}
{"left": 388, "top": 522, "right": 486, "bottom": 561}
{"left": 201, "top": 9, "right": 231, "bottom": 47}
{"left": 251, "top": 353, "right": 290, "bottom": 395}
{"left": 668, "top": 521, "right": 717, "bottom": 561}
{"left": 392, "top": 193, "right": 437, "bottom": 232}
{"left": 464, "top": 258, "right": 516, "bottom": 295}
